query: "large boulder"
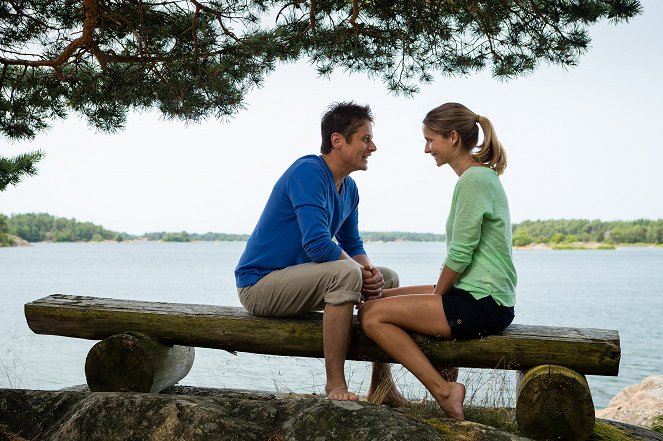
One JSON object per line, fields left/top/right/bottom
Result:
{"left": 596, "top": 375, "right": 663, "bottom": 429}
{"left": 2, "top": 386, "right": 661, "bottom": 440}
{"left": 0, "top": 386, "right": 525, "bottom": 441}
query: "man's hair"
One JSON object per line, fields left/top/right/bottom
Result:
{"left": 320, "top": 102, "right": 374, "bottom": 154}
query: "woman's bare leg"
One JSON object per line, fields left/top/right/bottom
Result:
{"left": 359, "top": 295, "right": 465, "bottom": 420}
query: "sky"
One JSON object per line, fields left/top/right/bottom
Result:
{"left": 1, "top": 1, "right": 662, "bottom": 235}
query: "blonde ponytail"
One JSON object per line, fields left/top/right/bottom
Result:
{"left": 475, "top": 115, "right": 507, "bottom": 175}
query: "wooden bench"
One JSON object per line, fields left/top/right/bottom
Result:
{"left": 25, "top": 294, "right": 621, "bottom": 440}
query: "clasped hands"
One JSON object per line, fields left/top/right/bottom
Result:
{"left": 359, "top": 264, "right": 384, "bottom": 304}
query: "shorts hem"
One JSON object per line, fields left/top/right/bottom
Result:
{"left": 324, "top": 290, "right": 361, "bottom": 305}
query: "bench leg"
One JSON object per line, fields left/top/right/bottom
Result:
{"left": 516, "top": 364, "right": 595, "bottom": 441}
{"left": 85, "top": 331, "right": 195, "bottom": 393}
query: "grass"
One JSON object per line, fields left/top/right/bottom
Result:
{"left": 652, "top": 415, "right": 663, "bottom": 434}
{"left": 550, "top": 242, "right": 617, "bottom": 250}
{"left": 0, "top": 325, "right": 34, "bottom": 389}
{"left": 400, "top": 367, "right": 519, "bottom": 434}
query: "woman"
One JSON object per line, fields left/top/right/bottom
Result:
{"left": 358, "top": 102, "right": 517, "bottom": 420}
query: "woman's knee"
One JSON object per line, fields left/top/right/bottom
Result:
{"left": 358, "top": 301, "right": 382, "bottom": 335}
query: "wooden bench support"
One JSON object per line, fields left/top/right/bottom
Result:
{"left": 85, "top": 331, "right": 194, "bottom": 393}
{"left": 516, "top": 364, "right": 595, "bottom": 440}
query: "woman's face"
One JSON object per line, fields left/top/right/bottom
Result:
{"left": 423, "top": 124, "right": 456, "bottom": 167}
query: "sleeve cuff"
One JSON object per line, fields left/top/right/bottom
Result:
{"left": 444, "top": 256, "right": 469, "bottom": 274}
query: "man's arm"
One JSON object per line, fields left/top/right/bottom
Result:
{"left": 289, "top": 162, "right": 344, "bottom": 262}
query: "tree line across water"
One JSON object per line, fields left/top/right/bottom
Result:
{"left": 511, "top": 219, "right": 663, "bottom": 247}
{"left": 2, "top": 213, "right": 663, "bottom": 247}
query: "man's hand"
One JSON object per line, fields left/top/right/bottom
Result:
{"left": 360, "top": 264, "right": 384, "bottom": 301}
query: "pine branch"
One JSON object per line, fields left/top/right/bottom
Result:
{"left": 0, "top": 150, "right": 45, "bottom": 191}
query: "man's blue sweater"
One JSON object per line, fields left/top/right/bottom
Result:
{"left": 235, "top": 155, "right": 366, "bottom": 288}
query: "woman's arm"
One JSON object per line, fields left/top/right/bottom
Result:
{"left": 382, "top": 285, "right": 435, "bottom": 297}
{"left": 433, "top": 265, "right": 461, "bottom": 295}
{"left": 381, "top": 265, "right": 461, "bottom": 298}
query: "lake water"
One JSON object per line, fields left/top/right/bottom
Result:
{"left": 1, "top": 241, "right": 662, "bottom": 409}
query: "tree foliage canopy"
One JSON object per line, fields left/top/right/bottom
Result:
{"left": 1, "top": 0, "right": 642, "bottom": 141}
{"left": 0, "top": 0, "right": 642, "bottom": 190}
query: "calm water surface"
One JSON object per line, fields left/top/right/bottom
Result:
{"left": 1, "top": 241, "right": 662, "bottom": 409}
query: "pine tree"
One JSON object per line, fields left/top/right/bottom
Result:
{"left": 0, "top": 0, "right": 642, "bottom": 188}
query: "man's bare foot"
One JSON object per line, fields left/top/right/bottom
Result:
{"left": 434, "top": 382, "right": 466, "bottom": 420}
{"left": 367, "top": 382, "right": 409, "bottom": 407}
{"left": 326, "top": 384, "right": 359, "bottom": 401}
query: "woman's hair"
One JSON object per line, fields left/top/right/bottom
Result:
{"left": 423, "top": 102, "right": 507, "bottom": 174}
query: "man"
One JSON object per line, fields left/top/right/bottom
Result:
{"left": 235, "top": 102, "right": 405, "bottom": 403}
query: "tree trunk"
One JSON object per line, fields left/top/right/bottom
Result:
{"left": 85, "top": 331, "right": 194, "bottom": 393}
{"left": 516, "top": 364, "right": 595, "bottom": 441}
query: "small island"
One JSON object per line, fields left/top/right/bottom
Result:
{"left": 511, "top": 219, "right": 663, "bottom": 250}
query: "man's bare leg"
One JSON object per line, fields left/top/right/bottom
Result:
{"left": 323, "top": 302, "right": 359, "bottom": 401}
{"left": 367, "top": 362, "right": 409, "bottom": 407}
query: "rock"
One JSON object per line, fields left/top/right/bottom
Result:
{"left": 4, "top": 234, "right": 29, "bottom": 247}
{"left": 2, "top": 386, "right": 661, "bottom": 440}
{"left": 596, "top": 375, "right": 663, "bottom": 429}
{"left": 0, "top": 386, "right": 524, "bottom": 441}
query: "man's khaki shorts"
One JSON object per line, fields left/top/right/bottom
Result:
{"left": 238, "top": 260, "right": 399, "bottom": 317}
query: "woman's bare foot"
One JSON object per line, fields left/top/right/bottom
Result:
{"left": 326, "top": 384, "right": 359, "bottom": 401}
{"left": 434, "top": 382, "right": 466, "bottom": 420}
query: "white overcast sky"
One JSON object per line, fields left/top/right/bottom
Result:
{"left": 1, "top": 1, "right": 662, "bottom": 235}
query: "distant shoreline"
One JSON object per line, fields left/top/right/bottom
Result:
{"left": 513, "top": 242, "right": 663, "bottom": 250}
{"left": 3, "top": 213, "right": 663, "bottom": 248}
{"left": 6, "top": 237, "right": 663, "bottom": 250}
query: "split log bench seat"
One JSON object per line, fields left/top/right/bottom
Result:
{"left": 25, "top": 294, "right": 621, "bottom": 441}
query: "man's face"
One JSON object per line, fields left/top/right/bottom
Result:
{"left": 338, "top": 120, "right": 376, "bottom": 172}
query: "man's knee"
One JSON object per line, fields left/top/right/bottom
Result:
{"left": 337, "top": 259, "right": 363, "bottom": 284}
{"left": 325, "top": 261, "right": 363, "bottom": 304}
{"left": 379, "top": 266, "right": 399, "bottom": 289}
